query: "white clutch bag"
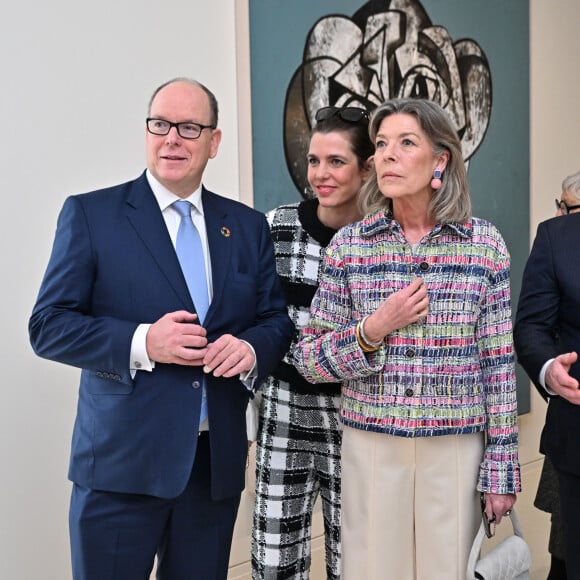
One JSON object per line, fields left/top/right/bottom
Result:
{"left": 466, "top": 508, "right": 532, "bottom": 580}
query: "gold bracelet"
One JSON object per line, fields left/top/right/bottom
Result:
{"left": 355, "top": 321, "right": 381, "bottom": 353}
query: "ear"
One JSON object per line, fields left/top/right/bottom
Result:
{"left": 435, "top": 150, "right": 450, "bottom": 173}
{"left": 361, "top": 155, "right": 374, "bottom": 182}
{"left": 209, "top": 128, "right": 222, "bottom": 159}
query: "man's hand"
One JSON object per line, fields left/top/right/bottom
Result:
{"left": 146, "top": 311, "right": 208, "bottom": 365}
{"left": 546, "top": 352, "right": 580, "bottom": 403}
{"left": 203, "top": 334, "right": 255, "bottom": 378}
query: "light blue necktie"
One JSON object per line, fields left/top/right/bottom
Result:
{"left": 173, "top": 200, "right": 209, "bottom": 424}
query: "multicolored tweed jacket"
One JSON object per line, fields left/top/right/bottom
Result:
{"left": 293, "top": 209, "right": 521, "bottom": 494}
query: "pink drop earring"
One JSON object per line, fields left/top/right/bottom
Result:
{"left": 431, "top": 168, "right": 442, "bottom": 190}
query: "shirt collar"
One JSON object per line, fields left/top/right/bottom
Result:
{"left": 145, "top": 169, "right": 204, "bottom": 216}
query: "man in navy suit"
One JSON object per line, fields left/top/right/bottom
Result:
{"left": 29, "top": 77, "right": 293, "bottom": 580}
{"left": 514, "top": 211, "right": 580, "bottom": 577}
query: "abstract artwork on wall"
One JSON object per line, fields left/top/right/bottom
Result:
{"left": 282, "top": 0, "right": 492, "bottom": 197}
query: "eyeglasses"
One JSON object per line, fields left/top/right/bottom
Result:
{"left": 146, "top": 117, "right": 215, "bottom": 140}
{"left": 555, "top": 198, "right": 580, "bottom": 215}
{"left": 315, "top": 106, "right": 369, "bottom": 124}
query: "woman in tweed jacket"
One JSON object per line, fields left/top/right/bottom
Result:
{"left": 251, "top": 107, "right": 373, "bottom": 579}
{"left": 293, "top": 99, "right": 521, "bottom": 580}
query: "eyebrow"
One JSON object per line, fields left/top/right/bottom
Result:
{"left": 307, "top": 153, "right": 349, "bottom": 160}
{"left": 376, "top": 131, "right": 421, "bottom": 139}
{"left": 150, "top": 116, "right": 204, "bottom": 125}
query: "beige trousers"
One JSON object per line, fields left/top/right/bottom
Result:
{"left": 341, "top": 426, "right": 483, "bottom": 580}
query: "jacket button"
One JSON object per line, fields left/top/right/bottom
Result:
{"left": 192, "top": 381, "right": 201, "bottom": 389}
{"left": 405, "top": 348, "right": 416, "bottom": 358}
{"left": 405, "top": 388, "right": 414, "bottom": 397}
{"left": 419, "top": 261, "right": 430, "bottom": 272}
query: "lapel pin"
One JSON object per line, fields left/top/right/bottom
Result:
{"left": 221, "top": 226, "right": 231, "bottom": 237}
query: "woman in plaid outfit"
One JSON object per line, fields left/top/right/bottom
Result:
{"left": 251, "top": 106, "right": 373, "bottom": 579}
{"left": 293, "top": 99, "right": 522, "bottom": 580}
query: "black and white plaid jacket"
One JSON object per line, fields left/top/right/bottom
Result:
{"left": 265, "top": 198, "right": 341, "bottom": 395}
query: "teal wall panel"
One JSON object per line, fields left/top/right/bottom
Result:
{"left": 249, "top": 0, "right": 530, "bottom": 411}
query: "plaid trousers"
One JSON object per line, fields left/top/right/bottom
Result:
{"left": 252, "top": 378, "right": 342, "bottom": 580}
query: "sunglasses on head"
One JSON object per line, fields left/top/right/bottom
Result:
{"left": 315, "top": 106, "right": 369, "bottom": 124}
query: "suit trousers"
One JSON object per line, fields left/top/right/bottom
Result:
{"left": 69, "top": 433, "right": 241, "bottom": 580}
{"left": 556, "top": 468, "right": 580, "bottom": 580}
{"left": 340, "top": 426, "right": 482, "bottom": 580}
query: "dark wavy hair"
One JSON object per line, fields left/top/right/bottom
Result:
{"left": 311, "top": 112, "right": 374, "bottom": 170}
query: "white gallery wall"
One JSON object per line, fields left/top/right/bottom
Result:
{"left": 1, "top": 1, "right": 579, "bottom": 579}
{"left": 0, "top": 2, "right": 240, "bottom": 578}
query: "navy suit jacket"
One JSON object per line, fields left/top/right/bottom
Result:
{"left": 514, "top": 213, "right": 580, "bottom": 476}
{"left": 29, "top": 172, "right": 293, "bottom": 500}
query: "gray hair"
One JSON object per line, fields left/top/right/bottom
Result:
{"left": 147, "top": 77, "right": 219, "bottom": 127}
{"left": 359, "top": 98, "right": 471, "bottom": 223}
{"left": 562, "top": 170, "right": 580, "bottom": 201}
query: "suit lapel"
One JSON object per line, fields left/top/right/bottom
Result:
{"left": 203, "top": 188, "right": 233, "bottom": 326}
{"left": 124, "top": 173, "right": 194, "bottom": 311}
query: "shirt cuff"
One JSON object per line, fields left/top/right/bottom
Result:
{"left": 130, "top": 324, "right": 155, "bottom": 374}
{"left": 540, "top": 358, "right": 556, "bottom": 396}
{"left": 239, "top": 340, "right": 258, "bottom": 390}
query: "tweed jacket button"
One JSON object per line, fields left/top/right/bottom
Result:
{"left": 419, "top": 261, "right": 430, "bottom": 272}
{"left": 404, "top": 388, "right": 414, "bottom": 397}
{"left": 405, "top": 348, "right": 416, "bottom": 358}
